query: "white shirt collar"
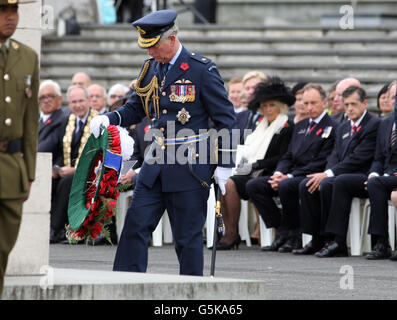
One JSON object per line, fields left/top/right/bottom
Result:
{"left": 350, "top": 110, "right": 367, "bottom": 128}
{"left": 40, "top": 112, "right": 51, "bottom": 123}
{"left": 169, "top": 43, "right": 183, "bottom": 67}
{"left": 310, "top": 110, "right": 327, "bottom": 124}
{"left": 77, "top": 111, "right": 89, "bottom": 124}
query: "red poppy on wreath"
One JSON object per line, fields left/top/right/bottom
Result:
{"left": 180, "top": 62, "right": 189, "bottom": 71}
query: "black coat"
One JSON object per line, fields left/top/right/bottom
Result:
{"left": 276, "top": 113, "right": 337, "bottom": 176}
{"left": 251, "top": 119, "right": 294, "bottom": 175}
{"left": 130, "top": 117, "right": 153, "bottom": 170}
{"left": 38, "top": 108, "right": 67, "bottom": 165}
{"left": 369, "top": 114, "right": 397, "bottom": 175}
{"left": 326, "top": 111, "right": 380, "bottom": 175}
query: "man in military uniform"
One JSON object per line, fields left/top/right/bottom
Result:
{"left": 0, "top": 0, "right": 39, "bottom": 296}
{"left": 90, "top": 10, "right": 236, "bottom": 276}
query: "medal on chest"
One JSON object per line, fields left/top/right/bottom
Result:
{"left": 169, "top": 79, "right": 195, "bottom": 103}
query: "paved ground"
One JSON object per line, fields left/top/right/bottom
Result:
{"left": 49, "top": 242, "right": 397, "bottom": 300}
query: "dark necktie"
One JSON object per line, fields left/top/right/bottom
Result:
{"left": 351, "top": 124, "right": 357, "bottom": 136}
{"left": 306, "top": 121, "right": 316, "bottom": 136}
{"left": 391, "top": 127, "right": 396, "bottom": 148}
{"left": 75, "top": 120, "right": 84, "bottom": 138}
{"left": 161, "top": 63, "right": 169, "bottom": 78}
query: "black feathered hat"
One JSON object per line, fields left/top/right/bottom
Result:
{"left": 248, "top": 76, "right": 296, "bottom": 111}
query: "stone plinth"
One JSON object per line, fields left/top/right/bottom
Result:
{"left": 5, "top": 153, "right": 52, "bottom": 276}
{"left": 3, "top": 268, "right": 266, "bottom": 300}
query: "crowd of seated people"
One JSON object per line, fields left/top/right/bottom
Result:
{"left": 40, "top": 70, "right": 397, "bottom": 262}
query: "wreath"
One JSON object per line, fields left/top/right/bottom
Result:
{"left": 66, "top": 125, "right": 124, "bottom": 244}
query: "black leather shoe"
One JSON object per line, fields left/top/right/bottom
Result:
{"left": 50, "top": 229, "right": 67, "bottom": 244}
{"left": 293, "top": 240, "right": 324, "bottom": 255}
{"left": 315, "top": 241, "right": 348, "bottom": 258}
{"left": 389, "top": 250, "right": 397, "bottom": 261}
{"left": 278, "top": 236, "right": 302, "bottom": 253}
{"left": 261, "top": 235, "right": 288, "bottom": 252}
{"left": 366, "top": 242, "right": 392, "bottom": 260}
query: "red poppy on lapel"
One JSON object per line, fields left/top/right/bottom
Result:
{"left": 45, "top": 119, "right": 52, "bottom": 125}
{"left": 316, "top": 128, "right": 323, "bottom": 136}
{"left": 356, "top": 125, "right": 362, "bottom": 133}
{"left": 283, "top": 121, "right": 289, "bottom": 128}
{"left": 180, "top": 62, "right": 189, "bottom": 71}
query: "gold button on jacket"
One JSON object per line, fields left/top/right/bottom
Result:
{"left": 0, "top": 39, "right": 39, "bottom": 199}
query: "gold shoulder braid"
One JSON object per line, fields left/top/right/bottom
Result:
{"left": 135, "top": 60, "right": 160, "bottom": 119}
{"left": 63, "top": 109, "right": 99, "bottom": 167}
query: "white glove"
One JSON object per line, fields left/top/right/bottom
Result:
{"left": 214, "top": 166, "right": 233, "bottom": 195}
{"left": 90, "top": 115, "right": 110, "bottom": 138}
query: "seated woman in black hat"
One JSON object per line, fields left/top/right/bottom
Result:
{"left": 217, "top": 77, "right": 295, "bottom": 250}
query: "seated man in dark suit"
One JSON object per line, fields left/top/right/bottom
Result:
{"left": 366, "top": 81, "right": 397, "bottom": 260}
{"left": 331, "top": 77, "right": 361, "bottom": 124}
{"left": 38, "top": 80, "right": 68, "bottom": 218}
{"left": 297, "top": 86, "right": 380, "bottom": 257}
{"left": 50, "top": 85, "right": 99, "bottom": 243}
{"left": 246, "top": 84, "right": 337, "bottom": 252}
{"left": 38, "top": 80, "right": 67, "bottom": 165}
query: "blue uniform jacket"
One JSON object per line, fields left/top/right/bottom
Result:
{"left": 369, "top": 114, "right": 397, "bottom": 175}
{"left": 326, "top": 111, "right": 380, "bottom": 175}
{"left": 276, "top": 113, "right": 336, "bottom": 176}
{"left": 106, "top": 46, "right": 236, "bottom": 192}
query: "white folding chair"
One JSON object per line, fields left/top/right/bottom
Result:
{"left": 239, "top": 200, "right": 252, "bottom": 247}
{"left": 115, "top": 189, "right": 134, "bottom": 242}
{"left": 259, "top": 215, "right": 275, "bottom": 248}
{"left": 388, "top": 200, "right": 397, "bottom": 251}
{"left": 348, "top": 197, "right": 370, "bottom": 256}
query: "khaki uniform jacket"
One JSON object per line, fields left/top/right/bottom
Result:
{"left": 0, "top": 39, "right": 39, "bottom": 199}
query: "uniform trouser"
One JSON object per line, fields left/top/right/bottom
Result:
{"left": 0, "top": 198, "right": 23, "bottom": 297}
{"left": 246, "top": 176, "right": 305, "bottom": 231}
{"left": 324, "top": 174, "right": 368, "bottom": 239}
{"left": 367, "top": 175, "right": 397, "bottom": 237}
{"left": 113, "top": 177, "right": 209, "bottom": 276}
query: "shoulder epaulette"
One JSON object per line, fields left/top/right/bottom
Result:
{"left": 189, "top": 52, "right": 211, "bottom": 64}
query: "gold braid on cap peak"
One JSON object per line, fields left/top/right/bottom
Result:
{"left": 135, "top": 60, "right": 160, "bottom": 119}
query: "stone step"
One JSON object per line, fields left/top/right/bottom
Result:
{"left": 41, "top": 50, "right": 397, "bottom": 65}
{"left": 78, "top": 23, "right": 397, "bottom": 38}
{"left": 40, "top": 59, "right": 397, "bottom": 76}
{"left": 42, "top": 35, "right": 397, "bottom": 51}
{"left": 3, "top": 268, "right": 266, "bottom": 300}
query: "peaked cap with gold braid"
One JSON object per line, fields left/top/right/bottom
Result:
{"left": 132, "top": 9, "right": 177, "bottom": 48}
